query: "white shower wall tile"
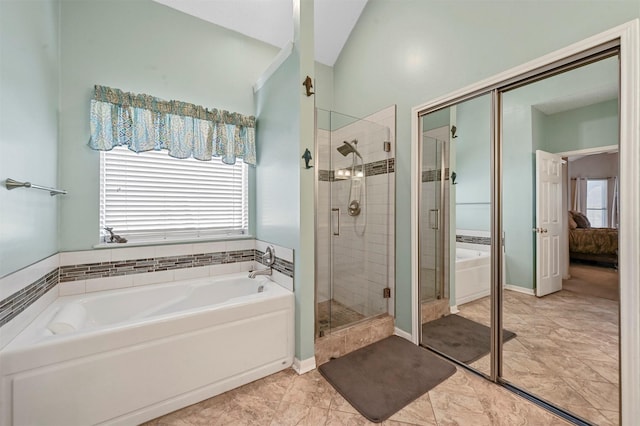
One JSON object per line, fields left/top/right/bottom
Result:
{"left": 316, "top": 105, "right": 395, "bottom": 321}
{"left": 316, "top": 129, "right": 331, "bottom": 170}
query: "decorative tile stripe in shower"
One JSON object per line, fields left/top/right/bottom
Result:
{"left": 255, "top": 250, "right": 294, "bottom": 278}
{"left": 59, "top": 249, "right": 256, "bottom": 282}
{"left": 318, "top": 157, "right": 395, "bottom": 182}
{"left": 456, "top": 235, "right": 492, "bottom": 245}
{"left": 422, "top": 167, "right": 450, "bottom": 182}
{"left": 318, "top": 169, "right": 333, "bottom": 182}
{"left": 0, "top": 269, "right": 58, "bottom": 328}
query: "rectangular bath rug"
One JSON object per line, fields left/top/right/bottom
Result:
{"left": 422, "top": 314, "right": 516, "bottom": 364}
{"left": 319, "top": 335, "right": 456, "bottom": 423}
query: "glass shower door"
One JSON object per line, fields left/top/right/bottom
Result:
{"left": 420, "top": 136, "right": 443, "bottom": 303}
{"left": 316, "top": 108, "right": 390, "bottom": 336}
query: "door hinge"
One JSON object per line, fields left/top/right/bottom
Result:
{"left": 383, "top": 288, "right": 391, "bottom": 298}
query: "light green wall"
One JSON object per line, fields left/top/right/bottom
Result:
{"left": 454, "top": 95, "right": 491, "bottom": 232}
{"left": 58, "top": 0, "right": 278, "bottom": 251}
{"left": 541, "top": 99, "right": 619, "bottom": 153}
{"left": 255, "top": 0, "right": 316, "bottom": 361}
{"left": 502, "top": 58, "right": 618, "bottom": 290}
{"left": 332, "top": 0, "right": 639, "bottom": 332}
{"left": 255, "top": 54, "right": 301, "bottom": 250}
{"left": 0, "top": 0, "right": 59, "bottom": 277}
{"left": 502, "top": 95, "right": 536, "bottom": 289}
{"left": 423, "top": 108, "right": 450, "bottom": 132}
{"left": 314, "top": 61, "right": 334, "bottom": 111}
{"left": 296, "top": 0, "right": 316, "bottom": 362}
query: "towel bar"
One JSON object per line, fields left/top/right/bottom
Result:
{"left": 4, "top": 178, "right": 67, "bottom": 196}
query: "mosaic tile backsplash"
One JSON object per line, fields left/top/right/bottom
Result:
{"left": 318, "top": 158, "right": 395, "bottom": 182}
{"left": 0, "top": 269, "right": 58, "bottom": 328}
{"left": 422, "top": 167, "right": 450, "bottom": 182}
{"left": 1, "top": 248, "right": 294, "bottom": 330}
{"left": 456, "top": 234, "right": 492, "bottom": 245}
{"left": 255, "top": 249, "right": 294, "bottom": 277}
{"left": 59, "top": 249, "right": 258, "bottom": 282}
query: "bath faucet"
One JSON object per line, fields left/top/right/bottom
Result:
{"left": 248, "top": 268, "right": 272, "bottom": 279}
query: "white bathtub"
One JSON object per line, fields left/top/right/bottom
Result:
{"left": 455, "top": 246, "right": 491, "bottom": 305}
{"left": 0, "top": 273, "right": 294, "bottom": 426}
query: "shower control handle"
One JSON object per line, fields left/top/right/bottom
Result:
{"left": 332, "top": 208, "right": 340, "bottom": 236}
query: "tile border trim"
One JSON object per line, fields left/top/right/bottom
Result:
{"left": 0, "top": 269, "right": 58, "bottom": 328}
{"left": 456, "top": 235, "right": 491, "bottom": 245}
{"left": 318, "top": 158, "right": 395, "bottom": 182}
{"left": 59, "top": 249, "right": 256, "bottom": 282}
{"left": 255, "top": 250, "right": 294, "bottom": 278}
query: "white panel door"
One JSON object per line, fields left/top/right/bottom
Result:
{"left": 535, "top": 150, "right": 563, "bottom": 297}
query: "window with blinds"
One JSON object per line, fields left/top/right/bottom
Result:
{"left": 99, "top": 147, "right": 248, "bottom": 243}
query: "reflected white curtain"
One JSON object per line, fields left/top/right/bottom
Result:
{"left": 572, "top": 177, "right": 588, "bottom": 213}
{"left": 610, "top": 176, "right": 619, "bottom": 228}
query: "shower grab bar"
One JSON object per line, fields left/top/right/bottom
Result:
{"left": 332, "top": 208, "right": 340, "bottom": 236}
{"left": 4, "top": 178, "right": 67, "bottom": 196}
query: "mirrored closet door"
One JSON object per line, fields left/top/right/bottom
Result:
{"left": 419, "top": 94, "right": 496, "bottom": 379}
{"left": 500, "top": 54, "right": 620, "bottom": 425}
{"left": 416, "top": 48, "right": 621, "bottom": 426}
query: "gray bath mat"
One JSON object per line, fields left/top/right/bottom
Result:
{"left": 319, "top": 335, "right": 456, "bottom": 423}
{"left": 422, "top": 314, "right": 516, "bottom": 363}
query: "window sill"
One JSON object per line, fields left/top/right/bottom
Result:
{"left": 93, "top": 234, "right": 256, "bottom": 250}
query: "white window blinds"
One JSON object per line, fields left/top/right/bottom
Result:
{"left": 100, "top": 147, "right": 248, "bottom": 243}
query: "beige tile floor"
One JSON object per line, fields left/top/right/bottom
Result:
{"left": 144, "top": 265, "right": 616, "bottom": 426}
{"left": 143, "top": 365, "right": 571, "bottom": 426}
{"left": 456, "top": 266, "right": 619, "bottom": 425}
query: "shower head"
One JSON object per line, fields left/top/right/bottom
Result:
{"left": 337, "top": 140, "right": 362, "bottom": 159}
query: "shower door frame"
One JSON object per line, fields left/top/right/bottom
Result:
{"left": 417, "top": 134, "right": 447, "bottom": 304}
{"left": 410, "top": 20, "right": 639, "bottom": 424}
{"left": 314, "top": 108, "right": 391, "bottom": 338}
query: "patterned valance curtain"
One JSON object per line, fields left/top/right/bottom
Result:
{"left": 88, "top": 85, "right": 256, "bottom": 165}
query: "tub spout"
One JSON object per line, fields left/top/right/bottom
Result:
{"left": 248, "top": 268, "right": 272, "bottom": 279}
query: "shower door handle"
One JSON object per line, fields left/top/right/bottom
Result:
{"left": 429, "top": 209, "right": 439, "bottom": 230}
{"left": 332, "top": 208, "right": 340, "bottom": 236}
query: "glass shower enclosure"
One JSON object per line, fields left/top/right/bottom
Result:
{"left": 420, "top": 136, "right": 447, "bottom": 303}
{"left": 316, "top": 108, "right": 391, "bottom": 337}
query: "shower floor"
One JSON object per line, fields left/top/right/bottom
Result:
{"left": 317, "top": 299, "right": 365, "bottom": 333}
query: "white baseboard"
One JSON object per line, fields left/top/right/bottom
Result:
{"left": 450, "top": 305, "right": 459, "bottom": 314}
{"left": 504, "top": 284, "right": 535, "bottom": 296}
{"left": 455, "top": 289, "right": 491, "bottom": 306}
{"left": 292, "top": 356, "right": 316, "bottom": 374}
{"left": 394, "top": 327, "right": 413, "bottom": 341}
